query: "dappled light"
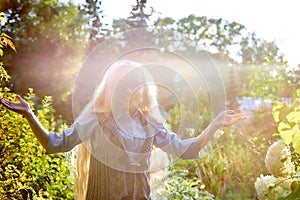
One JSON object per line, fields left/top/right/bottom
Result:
{"left": 0, "top": 1, "right": 300, "bottom": 199}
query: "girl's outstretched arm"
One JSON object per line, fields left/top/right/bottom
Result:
{"left": 0, "top": 95, "right": 49, "bottom": 148}
{"left": 153, "top": 110, "right": 246, "bottom": 159}
{"left": 196, "top": 110, "right": 246, "bottom": 149}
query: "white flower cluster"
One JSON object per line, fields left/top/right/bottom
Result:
{"left": 254, "top": 140, "right": 296, "bottom": 200}
{"left": 265, "top": 140, "right": 295, "bottom": 177}
{"left": 255, "top": 174, "right": 292, "bottom": 200}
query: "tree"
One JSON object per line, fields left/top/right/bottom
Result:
{"left": 239, "top": 32, "right": 284, "bottom": 64}
{"left": 1, "top": 0, "right": 89, "bottom": 121}
{"left": 0, "top": 12, "right": 15, "bottom": 83}
{"left": 79, "top": 0, "right": 106, "bottom": 51}
{"left": 155, "top": 15, "right": 245, "bottom": 57}
{"left": 112, "top": 0, "right": 156, "bottom": 32}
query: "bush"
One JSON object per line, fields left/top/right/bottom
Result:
{"left": 0, "top": 89, "right": 74, "bottom": 199}
{"left": 254, "top": 96, "right": 300, "bottom": 199}
{"left": 197, "top": 129, "right": 268, "bottom": 199}
{"left": 160, "top": 161, "right": 214, "bottom": 200}
{"left": 162, "top": 128, "right": 268, "bottom": 199}
{"left": 0, "top": 15, "right": 74, "bottom": 199}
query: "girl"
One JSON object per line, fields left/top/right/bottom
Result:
{"left": 0, "top": 60, "right": 245, "bottom": 199}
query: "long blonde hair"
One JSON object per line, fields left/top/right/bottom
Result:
{"left": 75, "top": 60, "right": 164, "bottom": 199}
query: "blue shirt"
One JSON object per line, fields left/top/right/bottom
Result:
{"left": 46, "top": 110, "right": 200, "bottom": 160}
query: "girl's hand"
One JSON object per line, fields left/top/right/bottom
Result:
{"left": 212, "top": 110, "right": 246, "bottom": 129}
{"left": 1, "top": 95, "right": 49, "bottom": 148}
{"left": 0, "top": 95, "right": 31, "bottom": 116}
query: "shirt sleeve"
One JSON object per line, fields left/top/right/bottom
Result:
{"left": 46, "top": 112, "right": 98, "bottom": 154}
{"left": 153, "top": 124, "right": 200, "bottom": 160}
{"left": 46, "top": 124, "right": 80, "bottom": 154}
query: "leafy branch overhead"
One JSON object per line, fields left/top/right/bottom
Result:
{"left": 0, "top": 12, "right": 16, "bottom": 82}
{"left": 0, "top": 12, "right": 16, "bottom": 56}
{"left": 0, "top": 12, "right": 6, "bottom": 22}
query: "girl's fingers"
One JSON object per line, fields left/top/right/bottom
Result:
{"left": 237, "top": 113, "right": 247, "bottom": 120}
{"left": 0, "top": 98, "right": 9, "bottom": 105}
{"left": 1, "top": 98, "right": 19, "bottom": 109}
{"left": 16, "top": 95, "right": 26, "bottom": 104}
{"left": 224, "top": 113, "right": 246, "bottom": 126}
{"left": 16, "top": 95, "right": 22, "bottom": 102}
{"left": 225, "top": 118, "right": 240, "bottom": 126}
{"left": 16, "top": 95, "right": 29, "bottom": 107}
{"left": 233, "top": 113, "right": 245, "bottom": 119}
{"left": 213, "top": 110, "right": 247, "bottom": 128}
{"left": 1, "top": 100, "right": 12, "bottom": 109}
{"left": 225, "top": 110, "right": 234, "bottom": 114}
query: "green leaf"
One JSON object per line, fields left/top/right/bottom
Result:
{"left": 1, "top": 33, "right": 12, "bottom": 39}
{"left": 278, "top": 122, "right": 296, "bottom": 144}
{"left": 272, "top": 102, "right": 285, "bottom": 123}
{"left": 0, "top": 12, "right": 6, "bottom": 23}
{"left": 286, "top": 111, "right": 300, "bottom": 124}
{"left": 279, "top": 106, "right": 290, "bottom": 122}
{"left": 0, "top": 17, "right": 6, "bottom": 23}
{"left": 278, "top": 182, "right": 300, "bottom": 200}
{"left": 278, "top": 121, "right": 292, "bottom": 132}
{"left": 292, "top": 131, "right": 300, "bottom": 154}
{"left": 3, "top": 37, "right": 16, "bottom": 52}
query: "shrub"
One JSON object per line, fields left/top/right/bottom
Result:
{"left": 0, "top": 89, "right": 74, "bottom": 199}
{"left": 0, "top": 13, "right": 74, "bottom": 199}
{"left": 254, "top": 96, "right": 300, "bottom": 199}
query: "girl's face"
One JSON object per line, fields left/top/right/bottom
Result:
{"left": 111, "top": 69, "right": 145, "bottom": 114}
{"left": 129, "top": 86, "right": 145, "bottom": 114}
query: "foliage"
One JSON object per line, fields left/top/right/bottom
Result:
{"left": 0, "top": 16, "right": 74, "bottom": 199}
{"left": 277, "top": 175, "right": 300, "bottom": 200}
{"left": 0, "top": 12, "right": 15, "bottom": 82}
{"left": 166, "top": 98, "right": 269, "bottom": 199}
{"left": 152, "top": 16, "right": 286, "bottom": 109}
{"left": 167, "top": 94, "right": 211, "bottom": 139}
{"left": 1, "top": 0, "right": 89, "bottom": 120}
{"left": 155, "top": 15, "right": 242, "bottom": 56}
{"left": 79, "top": 0, "right": 106, "bottom": 51}
{"left": 252, "top": 90, "right": 300, "bottom": 199}
{"left": 154, "top": 15, "right": 283, "bottom": 65}
{"left": 160, "top": 128, "right": 267, "bottom": 199}
{"left": 254, "top": 139, "right": 298, "bottom": 199}
{"left": 152, "top": 6, "right": 298, "bottom": 200}
{"left": 1, "top": 0, "right": 87, "bottom": 49}
{"left": 197, "top": 129, "right": 267, "bottom": 199}
{"left": 0, "top": 1, "right": 297, "bottom": 199}
{"left": 2, "top": 1, "right": 287, "bottom": 121}
{"left": 112, "top": 0, "right": 156, "bottom": 32}
{"left": 128, "top": 0, "right": 155, "bottom": 28}
{"left": 0, "top": 13, "right": 16, "bottom": 56}
{"left": 245, "top": 63, "right": 299, "bottom": 99}
{"left": 226, "top": 65, "right": 239, "bottom": 109}
{"left": 272, "top": 96, "right": 300, "bottom": 155}
{"left": 239, "top": 32, "right": 284, "bottom": 64}
{"left": 0, "top": 90, "right": 74, "bottom": 199}
{"left": 164, "top": 168, "right": 214, "bottom": 200}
